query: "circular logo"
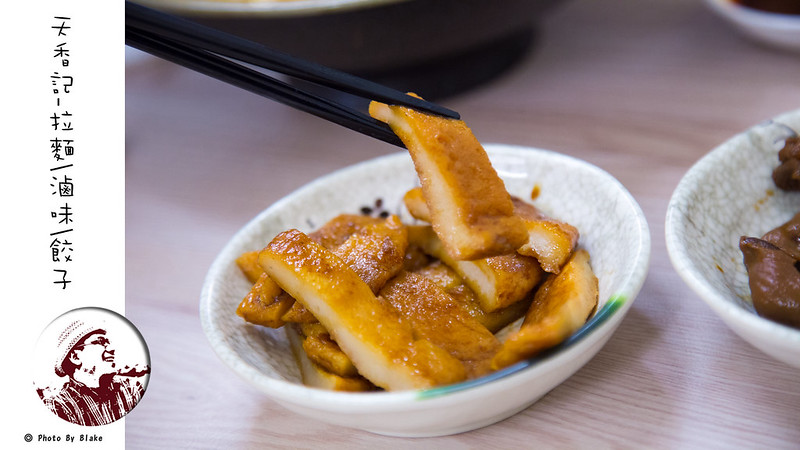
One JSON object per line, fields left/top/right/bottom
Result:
{"left": 33, "top": 307, "right": 150, "bottom": 426}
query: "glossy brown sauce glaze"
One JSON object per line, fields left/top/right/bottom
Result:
{"left": 740, "top": 212, "right": 800, "bottom": 328}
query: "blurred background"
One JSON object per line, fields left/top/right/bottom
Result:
{"left": 125, "top": 0, "right": 800, "bottom": 447}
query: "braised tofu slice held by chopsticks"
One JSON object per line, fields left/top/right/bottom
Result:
{"left": 369, "top": 97, "right": 527, "bottom": 261}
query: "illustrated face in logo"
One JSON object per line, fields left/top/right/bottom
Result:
{"left": 70, "top": 331, "right": 116, "bottom": 378}
{"left": 35, "top": 307, "right": 151, "bottom": 427}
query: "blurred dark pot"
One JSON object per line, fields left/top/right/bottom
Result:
{"left": 134, "top": 0, "right": 566, "bottom": 97}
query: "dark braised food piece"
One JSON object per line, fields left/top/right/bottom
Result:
{"left": 740, "top": 236, "right": 800, "bottom": 328}
{"left": 761, "top": 212, "right": 800, "bottom": 261}
{"left": 772, "top": 136, "right": 800, "bottom": 191}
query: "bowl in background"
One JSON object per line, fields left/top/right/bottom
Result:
{"left": 704, "top": 0, "right": 800, "bottom": 52}
{"left": 130, "top": 0, "right": 566, "bottom": 98}
{"left": 200, "top": 144, "right": 650, "bottom": 436}
{"left": 666, "top": 109, "right": 800, "bottom": 369}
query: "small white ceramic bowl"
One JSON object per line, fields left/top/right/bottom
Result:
{"left": 666, "top": 109, "right": 800, "bottom": 369}
{"left": 704, "top": 0, "right": 800, "bottom": 52}
{"left": 200, "top": 144, "right": 651, "bottom": 436}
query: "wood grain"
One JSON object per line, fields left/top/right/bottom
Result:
{"left": 125, "top": 0, "right": 800, "bottom": 447}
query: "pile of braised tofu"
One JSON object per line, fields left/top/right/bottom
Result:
{"left": 234, "top": 98, "right": 599, "bottom": 391}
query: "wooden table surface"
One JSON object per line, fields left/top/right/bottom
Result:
{"left": 124, "top": 0, "right": 800, "bottom": 448}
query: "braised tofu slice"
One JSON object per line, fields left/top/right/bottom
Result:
{"left": 403, "top": 186, "right": 579, "bottom": 275}
{"left": 308, "top": 214, "right": 387, "bottom": 249}
{"left": 330, "top": 214, "right": 408, "bottom": 294}
{"left": 243, "top": 214, "right": 409, "bottom": 326}
{"left": 298, "top": 322, "right": 328, "bottom": 338}
{"left": 414, "top": 261, "right": 532, "bottom": 333}
{"left": 402, "top": 243, "right": 432, "bottom": 272}
{"left": 380, "top": 271, "right": 500, "bottom": 378}
{"left": 280, "top": 300, "right": 317, "bottom": 324}
{"left": 408, "top": 225, "right": 543, "bottom": 312}
{"left": 370, "top": 99, "right": 527, "bottom": 260}
{"left": 235, "top": 272, "right": 295, "bottom": 328}
{"left": 512, "top": 197, "right": 579, "bottom": 274}
{"left": 235, "top": 250, "right": 264, "bottom": 284}
{"left": 302, "top": 332, "right": 360, "bottom": 378}
{"left": 286, "top": 324, "right": 375, "bottom": 392}
{"left": 260, "top": 229, "right": 466, "bottom": 390}
{"left": 491, "top": 249, "right": 598, "bottom": 370}
{"left": 402, "top": 186, "right": 430, "bottom": 222}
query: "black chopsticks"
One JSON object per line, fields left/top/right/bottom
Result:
{"left": 125, "top": 1, "right": 460, "bottom": 148}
